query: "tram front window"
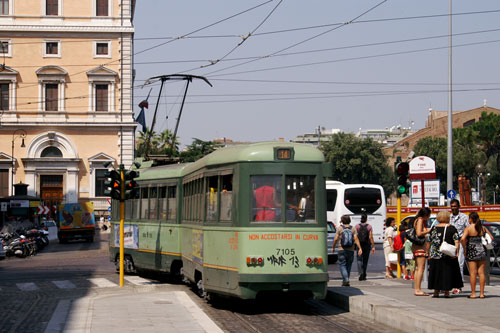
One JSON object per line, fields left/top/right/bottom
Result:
{"left": 286, "top": 176, "right": 315, "bottom": 222}
{"left": 251, "top": 175, "right": 281, "bottom": 222}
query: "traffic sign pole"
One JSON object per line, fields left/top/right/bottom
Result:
{"left": 119, "top": 166, "right": 125, "bottom": 288}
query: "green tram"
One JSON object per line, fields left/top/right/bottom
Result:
{"left": 109, "top": 142, "right": 330, "bottom": 299}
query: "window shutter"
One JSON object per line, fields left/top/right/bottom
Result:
{"left": 96, "top": 0, "right": 108, "bottom": 16}
{"left": 46, "top": 0, "right": 58, "bottom": 16}
{"left": 0, "top": 83, "right": 8, "bottom": 110}
{"left": 45, "top": 84, "right": 58, "bottom": 111}
{"left": 96, "top": 84, "right": 108, "bottom": 111}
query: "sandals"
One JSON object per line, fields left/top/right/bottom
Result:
{"left": 385, "top": 274, "right": 394, "bottom": 279}
{"left": 414, "top": 292, "right": 430, "bottom": 296}
{"left": 468, "top": 295, "right": 477, "bottom": 299}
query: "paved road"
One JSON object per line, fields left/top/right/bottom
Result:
{"left": 0, "top": 231, "right": 399, "bottom": 333}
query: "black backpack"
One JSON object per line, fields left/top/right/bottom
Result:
{"left": 357, "top": 223, "right": 370, "bottom": 245}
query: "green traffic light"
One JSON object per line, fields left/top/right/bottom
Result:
{"left": 397, "top": 185, "right": 407, "bottom": 194}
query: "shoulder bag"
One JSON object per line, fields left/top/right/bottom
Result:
{"left": 439, "top": 225, "right": 457, "bottom": 257}
{"left": 481, "top": 228, "right": 494, "bottom": 250}
{"left": 406, "top": 227, "right": 425, "bottom": 246}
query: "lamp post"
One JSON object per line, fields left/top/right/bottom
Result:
{"left": 11, "top": 129, "right": 26, "bottom": 196}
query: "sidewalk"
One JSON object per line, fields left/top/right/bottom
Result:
{"left": 45, "top": 289, "right": 224, "bottom": 333}
{"left": 325, "top": 276, "right": 500, "bottom": 332}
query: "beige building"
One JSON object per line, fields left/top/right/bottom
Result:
{"left": 0, "top": 0, "right": 136, "bottom": 217}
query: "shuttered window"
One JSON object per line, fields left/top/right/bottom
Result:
{"left": 95, "top": 84, "right": 108, "bottom": 111}
{"left": 0, "top": 0, "right": 9, "bottom": 15}
{"left": 96, "top": 0, "right": 108, "bottom": 16}
{"left": 0, "top": 83, "right": 8, "bottom": 110}
{"left": 0, "top": 169, "right": 8, "bottom": 197}
{"left": 46, "top": 0, "right": 58, "bottom": 16}
{"left": 96, "top": 42, "right": 108, "bottom": 55}
{"left": 45, "top": 84, "right": 58, "bottom": 111}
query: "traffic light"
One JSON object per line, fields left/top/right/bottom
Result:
{"left": 395, "top": 161, "right": 410, "bottom": 195}
{"left": 104, "top": 170, "right": 121, "bottom": 201}
{"left": 124, "top": 170, "right": 140, "bottom": 200}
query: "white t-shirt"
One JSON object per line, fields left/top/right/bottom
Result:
{"left": 383, "top": 227, "right": 394, "bottom": 248}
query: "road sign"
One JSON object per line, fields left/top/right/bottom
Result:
{"left": 411, "top": 180, "right": 440, "bottom": 200}
{"left": 108, "top": 206, "right": 112, "bottom": 212}
{"left": 1, "top": 202, "right": 7, "bottom": 212}
{"left": 409, "top": 156, "right": 436, "bottom": 180}
{"left": 37, "top": 205, "right": 50, "bottom": 214}
{"left": 447, "top": 189, "right": 457, "bottom": 199}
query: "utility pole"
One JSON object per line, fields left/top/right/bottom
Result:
{"left": 447, "top": 0, "right": 453, "bottom": 201}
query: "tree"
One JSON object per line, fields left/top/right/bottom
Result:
{"left": 136, "top": 127, "right": 160, "bottom": 157}
{"left": 157, "top": 129, "right": 180, "bottom": 156}
{"left": 180, "top": 138, "right": 223, "bottom": 163}
{"left": 320, "top": 133, "right": 394, "bottom": 197}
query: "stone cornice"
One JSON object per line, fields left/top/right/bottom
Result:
{"left": 0, "top": 25, "right": 134, "bottom": 33}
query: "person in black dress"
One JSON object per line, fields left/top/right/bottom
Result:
{"left": 428, "top": 211, "right": 463, "bottom": 298}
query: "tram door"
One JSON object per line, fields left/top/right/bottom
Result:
{"left": 40, "top": 175, "right": 63, "bottom": 219}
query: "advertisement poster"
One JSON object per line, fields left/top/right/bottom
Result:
{"left": 114, "top": 225, "right": 139, "bottom": 249}
{"left": 59, "top": 202, "right": 95, "bottom": 229}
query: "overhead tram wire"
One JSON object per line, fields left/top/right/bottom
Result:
{"left": 200, "top": 0, "right": 389, "bottom": 76}
{"left": 132, "top": 27, "right": 500, "bottom": 67}
{"left": 206, "top": 38, "right": 500, "bottom": 78}
{"left": 132, "top": 9, "right": 500, "bottom": 41}
{"left": 187, "top": 0, "right": 284, "bottom": 72}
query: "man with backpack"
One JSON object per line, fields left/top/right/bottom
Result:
{"left": 355, "top": 213, "right": 375, "bottom": 281}
{"left": 332, "top": 215, "right": 363, "bottom": 286}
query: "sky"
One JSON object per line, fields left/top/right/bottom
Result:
{"left": 132, "top": 1, "right": 500, "bottom": 148}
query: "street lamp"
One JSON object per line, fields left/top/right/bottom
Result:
{"left": 11, "top": 129, "right": 26, "bottom": 196}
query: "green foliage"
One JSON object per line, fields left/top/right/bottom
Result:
{"left": 320, "top": 133, "right": 394, "bottom": 197}
{"left": 135, "top": 128, "right": 179, "bottom": 157}
{"left": 180, "top": 138, "right": 223, "bottom": 163}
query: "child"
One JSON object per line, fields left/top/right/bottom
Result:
{"left": 404, "top": 238, "right": 415, "bottom": 280}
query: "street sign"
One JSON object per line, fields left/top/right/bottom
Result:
{"left": 108, "top": 206, "right": 112, "bottom": 212}
{"left": 447, "top": 189, "right": 457, "bottom": 199}
{"left": 409, "top": 156, "right": 436, "bottom": 180}
{"left": 410, "top": 180, "right": 440, "bottom": 200}
{"left": 37, "top": 205, "right": 50, "bottom": 214}
{"left": 1, "top": 202, "right": 7, "bottom": 211}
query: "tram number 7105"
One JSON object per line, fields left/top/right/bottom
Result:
{"left": 276, "top": 248, "right": 295, "bottom": 256}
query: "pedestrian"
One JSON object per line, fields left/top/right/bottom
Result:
{"left": 332, "top": 215, "right": 363, "bottom": 287}
{"left": 413, "top": 207, "right": 431, "bottom": 296}
{"left": 427, "top": 211, "right": 463, "bottom": 298}
{"left": 449, "top": 198, "right": 469, "bottom": 295}
{"left": 404, "top": 235, "right": 415, "bottom": 280}
{"left": 383, "top": 217, "right": 396, "bottom": 279}
{"left": 394, "top": 223, "right": 407, "bottom": 279}
{"left": 355, "top": 213, "right": 375, "bottom": 281}
{"left": 461, "top": 212, "right": 494, "bottom": 299}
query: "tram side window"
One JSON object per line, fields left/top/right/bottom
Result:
{"left": 206, "top": 176, "right": 218, "bottom": 221}
{"left": 149, "top": 186, "right": 158, "bottom": 219}
{"left": 168, "top": 186, "right": 176, "bottom": 220}
{"left": 251, "top": 175, "right": 281, "bottom": 222}
{"left": 285, "top": 176, "right": 316, "bottom": 222}
{"left": 132, "top": 192, "right": 140, "bottom": 220}
{"left": 125, "top": 199, "right": 133, "bottom": 220}
{"left": 220, "top": 174, "right": 233, "bottom": 221}
{"left": 159, "top": 186, "right": 167, "bottom": 220}
{"left": 196, "top": 178, "right": 203, "bottom": 222}
{"left": 140, "top": 187, "right": 149, "bottom": 219}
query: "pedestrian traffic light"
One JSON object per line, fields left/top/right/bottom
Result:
{"left": 396, "top": 161, "right": 410, "bottom": 195}
{"left": 104, "top": 170, "right": 121, "bottom": 201}
{"left": 124, "top": 170, "right": 140, "bottom": 199}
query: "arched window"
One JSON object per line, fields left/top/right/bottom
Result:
{"left": 41, "top": 146, "right": 63, "bottom": 157}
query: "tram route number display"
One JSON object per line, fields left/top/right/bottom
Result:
{"left": 248, "top": 233, "right": 319, "bottom": 241}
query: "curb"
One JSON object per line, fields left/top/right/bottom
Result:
{"left": 325, "top": 287, "right": 498, "bottom": 333}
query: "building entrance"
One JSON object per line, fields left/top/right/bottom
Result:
{"left": 40, "top": 175, "right": 63, "bottom": 213}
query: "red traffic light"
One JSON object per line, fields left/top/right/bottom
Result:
{"left": 396, "top": 162, "right": 409, "bottom": 175}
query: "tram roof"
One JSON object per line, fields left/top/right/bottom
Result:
{"left": 183, "top": 142, "right": 324, "bottom": 174}
{"left": 136, "top": 162, "right": 190, "bottom": 181}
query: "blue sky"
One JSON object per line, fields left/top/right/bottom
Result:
{"left": 133, "top": 1, "right": 500, "bottom": 147}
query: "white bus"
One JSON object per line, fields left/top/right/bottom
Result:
{"left": 326, "top": 181, "right": 387, "bottom": 243}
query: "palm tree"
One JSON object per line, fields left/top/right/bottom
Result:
{"left": 136, "top": 127, "right": 159, "bottom": 157}
{"left": 158, "top": 129, "right": 180, "bottom": 156}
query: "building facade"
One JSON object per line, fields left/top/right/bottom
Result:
{"left": 0, "top": 0, "right": 136, "bottom": 217}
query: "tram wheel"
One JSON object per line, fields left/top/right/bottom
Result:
{"left": 196, "top": 277, "right": 206, "bottom": 298}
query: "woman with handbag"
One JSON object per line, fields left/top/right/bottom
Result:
{"left": 413, "top": 207, "right": 431, "bottom": 296}
{"left": 461, "top": 212, "right": 495, "bottom": 299}
{"left": 383, "top": 217, "right": 397, "bottom": 279}
{"left": 428, "top": 211, "right": 463, "bottom": 298}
